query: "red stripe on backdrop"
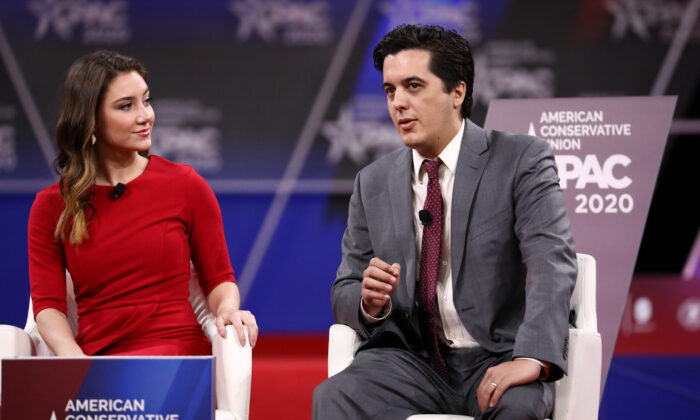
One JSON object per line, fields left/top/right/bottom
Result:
{"left": 251, "top": 334, "right": 329, "bottom": 420}
{"left": 615, "top": 275, "right": 700, "bottom": 355}
{"left": 253, "top": 334, "right": 328, "bottom": 356}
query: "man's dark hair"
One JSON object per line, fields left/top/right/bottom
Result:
{"left": 373, "top": 24, "right": 474, "bottom": 119}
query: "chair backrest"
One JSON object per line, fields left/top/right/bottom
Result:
{"left": 570, "top": 253, "right": 598, "bottom": 333}
{"left": 24, "top": 271, "right": 78, "bottom": 336}
{"left": 24, "top": 263, "right": 215, "bottom": 355}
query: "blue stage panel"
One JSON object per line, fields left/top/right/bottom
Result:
{"left": 600, "top": 356, "right": 700, "bottom": 420}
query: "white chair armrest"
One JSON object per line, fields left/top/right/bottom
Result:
{"left": 553, "top": 328, "right": 601, "bottom": 420}
{"left": 328, "top": 324, "right": 361, "bottom": 377}
{"left": 215, "top": 409, "right": 237, "bottom": 420}
{"left": 188, "top": 265, "right": 216, "bottom": 333}
{"left": 211, "top": 324, "right": 252, "bottom": 420}
{"left": 0, "top": 325, "right": 33, "bottom": 358}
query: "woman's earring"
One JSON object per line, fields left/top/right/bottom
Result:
{"left": 91, "top": 134, "right": 96, "bottom": 145}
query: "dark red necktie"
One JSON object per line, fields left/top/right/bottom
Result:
{"left": 417, "top": 158, "right": 449, "bottom": 382}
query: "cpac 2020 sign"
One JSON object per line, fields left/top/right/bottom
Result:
{"left": 484, "top": 96, "right": 676, "bottom": 388}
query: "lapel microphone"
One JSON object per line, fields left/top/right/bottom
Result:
{"left": 111, "top": 183, "right": 126, "bottom": 199}
{"left": 418, "top": 209, "right": 432, "bottom": 226}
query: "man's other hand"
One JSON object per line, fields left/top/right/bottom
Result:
{"left": 361, "top": 257, "right": 400, "bottom": 317}
{"left": 477, "top": 359, "right": 541, "bottom": 412}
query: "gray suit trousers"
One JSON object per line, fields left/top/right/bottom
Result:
{"left": 313, "top": 346, "right": 554, "bottom": 420}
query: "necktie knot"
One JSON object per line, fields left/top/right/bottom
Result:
{"left": 422, "top": 159, "right": 442, "bottom": 181}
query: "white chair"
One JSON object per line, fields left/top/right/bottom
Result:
{"left": 0, "top": 265, "right": 251, "bottom": 420}
{"left": 327, "top": 253, "right": 601, "bottom": 420}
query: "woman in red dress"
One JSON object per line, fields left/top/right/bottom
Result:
{"left": 28, "top": 50, "right": 258, "bottom": 356}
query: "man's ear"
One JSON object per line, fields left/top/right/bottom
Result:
{"left": 452, "top": 81, "right": 466, "bottom": 110}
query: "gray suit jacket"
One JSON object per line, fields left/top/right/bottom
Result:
{"left": 331, "top": 119, "right": 577, "bottom": 381}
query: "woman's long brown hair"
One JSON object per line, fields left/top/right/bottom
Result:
{"left": 54, "top": 50, "right": 147, "bottom": 244}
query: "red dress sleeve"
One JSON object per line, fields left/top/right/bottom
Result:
{"left": 185, "top": 168, "right": 236, "bottom": 295}
{"left": 28, "top": 187, "right": 68, "bottom": 317}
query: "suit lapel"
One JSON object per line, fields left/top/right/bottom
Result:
{"left": 388, "top": 149, "right": 417, "bottom": 312}
{"left": 451, "top": 120, "right": 490, "bottom": 291}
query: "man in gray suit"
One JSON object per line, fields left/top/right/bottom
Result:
{"left": 313, "top": 24, "right": 577, "bottom": 419}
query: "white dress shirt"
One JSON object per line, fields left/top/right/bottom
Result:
{"left": 409, "top": 120, "right": 481, "bottom": 348}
